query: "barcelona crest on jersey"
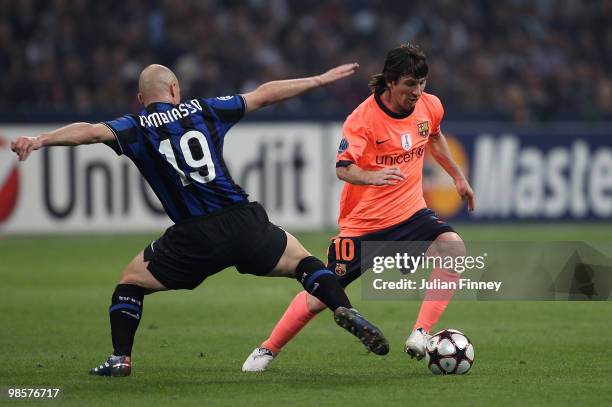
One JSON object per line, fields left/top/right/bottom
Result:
{"left": 335, "top": 263, "right": 347, "bottom": 276}
{"left": 417, "top": 121, "right": 430, "bottom": 137}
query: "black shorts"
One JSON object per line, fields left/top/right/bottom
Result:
{"left": 143, "top": 202, "right": 287, "bottom": 290}
{"left": 326, "top": 208, "right": 455, "bottom": 288}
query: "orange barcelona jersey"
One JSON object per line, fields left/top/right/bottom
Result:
{"left": 336, "top": 92, "right": 444, "bottom": 236}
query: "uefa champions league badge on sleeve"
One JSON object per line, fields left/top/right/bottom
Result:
{"left": 338, "top": 138, "right": 349, "bottom": 153}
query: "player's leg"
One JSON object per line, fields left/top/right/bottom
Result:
{"left": 90, "top": 250, "right": 167, "bottom": 377}
{"left": 243, "top": 237, "right": 370, "bottom": 372}
{"left": 231, "top": 203, "right": 348, "bottom": 310}
{"left": 413, "top": 232, "right": 464, "bottom": 332}
{"left": 261, "top": 292, "right": 325, "bottom": 352}
{"left": 242, "top": 291, "right": 325, "bottom": 372}
{"left": 266, "top": 231, "right": 353, "bottom": 312}
{"left": 260, "top": 235, "right": 361, "bottom": 354}
{"left": 272, "top": 233, "right": 388, "bottom": 355}
{"left": 406, "top": 231, "right": 464, "bottom": 359}
{"left": 237, "top": 204, "right": 388, "bottom": 361}
{"left": 250, "top": 231, "right": 388, "bottom": 363}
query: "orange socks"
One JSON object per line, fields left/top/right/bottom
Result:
{"left": 414, "top": 268, "right": 459, "bottom": 332}
{"left": 261, "top": 291, "right": 319, "bottom": 354}
{"left": 260, "top": 269, "right": 458, "bottom": 352}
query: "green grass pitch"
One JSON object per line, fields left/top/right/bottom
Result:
{"left": 1, "top": 224, "right": 612, "bottom": 406}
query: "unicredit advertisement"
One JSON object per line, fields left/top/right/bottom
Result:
{"left": 0, "top": 123, "right": 610, "bottom": 234}
{"left": 0, "top": 124, "right": 326, "bottom": 234}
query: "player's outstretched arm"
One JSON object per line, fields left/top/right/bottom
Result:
{"left": 242, "top": 63, "right": 359, "bottom": 113}
{"left": 10, "top": 123, "right": 114, "bottom": 161}
{"left": 428, "top": 131, "right": 475, "bottom": 211}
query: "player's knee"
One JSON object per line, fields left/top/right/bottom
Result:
{"left": 433, "top": 232, "right": 465, "bottom": 254}
{"left": 306, "top": 293, "right": 326, "bottom": 313}
{"left": 435, "top": 231, "right": 463, "bottom": 243}
{"left": 119, "top": 258, "right": 166, "bottom": 291}
{"left": 431, "top": 232, "right": 466, "bottom": 272}
{"left": 119, "top": 273, "right": 145, "bottom": 287}
{"left": 275, "top": 233, "right": 311, "bottom": 276}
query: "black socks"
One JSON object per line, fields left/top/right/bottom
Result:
{"left": 108, "top": 259, "right": 349, "bottom": 356}
{"left": 109, "top": 284, "right": 145, "bottom": 357}
{"left": 295, "top": 256, "right": 351, "bottom": 311}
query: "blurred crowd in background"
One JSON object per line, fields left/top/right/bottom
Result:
{"left": 2, "top": 0, "right": 611, "bottom": 122}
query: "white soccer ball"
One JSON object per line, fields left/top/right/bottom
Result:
{"left": 425, "top": 329, "right": 474, "bottom": 375}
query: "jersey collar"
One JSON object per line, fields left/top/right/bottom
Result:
{"left": 374, "top": 93, "right": 414, "bottom": 119}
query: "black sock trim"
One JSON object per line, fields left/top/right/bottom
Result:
{"left": 295, "top": 256, "right": 351, "bottom": 310}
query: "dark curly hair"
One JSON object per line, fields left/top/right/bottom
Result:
{"left": 369, "top": 43, "right": 428, "bottom": 94}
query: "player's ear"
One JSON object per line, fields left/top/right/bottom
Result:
{"left": 170, "top": 82, "right": 180, "bottom": 103}
{"left": 137, "top": 93, "right": 144, "bottom": 105}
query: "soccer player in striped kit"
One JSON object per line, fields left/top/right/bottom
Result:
{"left": 243, "top": 44, "right": 475, "bottom": 372}
{"left": 11, "top": 63, "right": 389, "bottom": 377}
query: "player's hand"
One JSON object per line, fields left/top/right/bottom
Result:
{"left": 455, "top": 177, "right": 475, "bottom": 211}
{"left": 316, "top": 63, "right": 360, "bottom": 86}
{"left": 10, "top": 136, "right": 43, "bottom": 161}
{"left": 367, "top": 166, "right": 405, "bottom": 186}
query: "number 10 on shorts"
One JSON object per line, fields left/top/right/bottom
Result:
{"left": 334, "top": 238, "right": 355, "bottom": 261}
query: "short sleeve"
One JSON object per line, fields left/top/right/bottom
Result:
{"left": 336, "top": 116, "right": 372, "bottom": 167}
{"left": 102, "top": 114, "right": 140, "bottom": 156}
{"left": 200, "top": 95, "right": 246, "bottom": 131}
{"left": 429, "top": 94, "right": 444, "bottom": 136}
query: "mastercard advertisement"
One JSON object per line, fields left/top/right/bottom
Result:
{"left": 424, "top": 129, "right": 612, "bottom": 221}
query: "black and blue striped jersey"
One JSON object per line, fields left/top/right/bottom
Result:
{"left": 103, "top": 95, "right": 249, "bottom": 222}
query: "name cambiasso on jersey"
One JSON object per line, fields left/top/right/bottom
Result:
{"left": 335, "top": 92, "right": 444, "bottom": 236}
{"left": 138, "top": 99, "right": 204, "bottom": 128}
{"left": 103, "top": 96, "right": 249, "bottom": 222}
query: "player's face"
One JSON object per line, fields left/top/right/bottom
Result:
{"left": 387, "top": 75, "right": 427, "bottom": 112}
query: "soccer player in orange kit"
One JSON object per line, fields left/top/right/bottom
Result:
{"left": 243, "top": 43, "right": 475, "bottom": 371}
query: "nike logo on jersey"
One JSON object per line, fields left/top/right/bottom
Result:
{"left": 376, "top": 139, "right": 390, "bottom": 145}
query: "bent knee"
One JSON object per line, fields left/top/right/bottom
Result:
{"left": 119, "top": 271, "right": 164, "bottom": 291}
{"left": 273, "top": 233, "right": 311, "bottom": 276}
{"left": 431, "top": 232, "right": 466, "bottom": 258}
{"left": 119, "top": 252, "right": 166, "bottom": 291}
